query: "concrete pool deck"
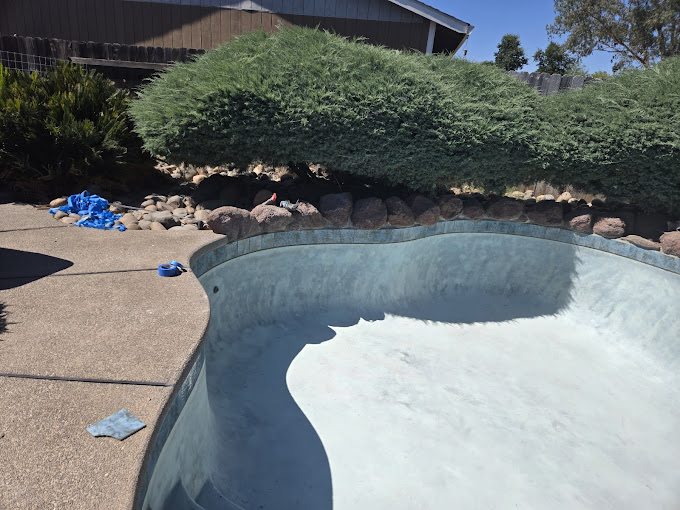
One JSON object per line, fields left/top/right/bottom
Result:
{"left": 0, "top": 202, "right": 218, "bottom": 509}
{"left": 2, "top": 201, "right": 680, "bottom": 509}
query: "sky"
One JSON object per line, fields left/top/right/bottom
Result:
{"left": 427, "top": 0, "right": 614, "bottom": 73}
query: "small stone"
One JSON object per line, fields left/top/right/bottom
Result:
{"left": 207, "top": 206, "right": 261, "bottom": 240}
{"left": 568, "top": 198, "right": 580, "bottom": 204}
{"left": 251, "top": 204, "right": 293, "bottom": 233}
{"left": 461, "top": 198, "right": 485, "bottom": 220}
{"left": 385, "top": 197, "right": 415, "bottom": 227}
{"left": 145, "top": 205, "right": 158, "bottom": 211}
{"left": 167, "top": 195, "right": 183, "bottom": 208}
{"left": 407, "top": 195, "right": 440, "bottom": 226}
{"left": 133, "top": 210, "right": 146, "bottom": 220}
{"left": 148, "top": 211, "right": 180, "bottom": 229}
{"left": 524, "top": 189, "right": 534, "bottom": 197}
{"left": 125, "top": 223, "right": 141, "bottom": 230}
{"left": 556, "top": 192, "right": 572, "bottom": 203}
{"left": 61, "top": 217, "right": 77, "bottom": 225}
{"left": 108, "top": 202, "right": 125, "bottom": 214}
{"left": 68, "top": 213, "right": 81, "bottom": 221}
{"left": 54, "top": 211, "right": 68, "bottom": 220}
{"left": 485, "top": 197, "right": 524, "bottom": 220}
{"left": 437, "top": 195, "right": 464, "bottom": 220}
{"left": 145, "top": 194, "right": 166, "bottom": 202}
{"left": 156, "top": 201, "right": 174, "bottom": 212}
{"left": 660, "top": 231, "right": 680, "bottom": 257}
{"left": 150, "top": 222, "right": 167, "bottom": 231}
{"left": 536, "top": 194, "right": 555, "bottom": 202}
{"left": 619, "top": 235, "right": 660, "bottom": 251}
{"left": 565, "top": 209, "right": 593, "bottom": 233}
{"left": 120, "top": 213, "right": 138, "bottom": 226}
{"left": 172, "top": 208, "right": 188, "bottom": 217}
{"left": 593, "top": 217, "right": 625, "bottom": 238}
{"left": 509, "top": 191, "right": 525, "bottom": 200}
{"left": 138, "top": 220, "right": 152, "bottom": 230}
{"left": 49, "top": 197, "right": 67, "bottom": 208}
{"left": 193, "top": 174, "right": 206, "bottom": 185}
{"left": 526, "top": 201, "right": 563, "bottom": 226}
{"left": 253, "top": 189, "right": 275, "bottom": 207}
{"left": 194, "top": 209, "right": 211, "bottom": 222}
{"left": 319, "top": 192, "right": 353, "bottom": 227}
{"left": 183, "top": 196, "right": 197, "bottom": 208}
{"left": 140, "top": 199, "right": 155, "bottom": 207}
{"left": 351, "top": 198, "right": 387, "bottom": 230}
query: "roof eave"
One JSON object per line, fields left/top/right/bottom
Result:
{"left": 387, "top": 0, "right": 474, "bottom": 35}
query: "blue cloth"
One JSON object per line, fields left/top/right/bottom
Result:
{"left": 49, "top": 190, "right": 126, "bottom": 231}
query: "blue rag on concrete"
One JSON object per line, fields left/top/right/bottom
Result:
{"left": 49, "top": 190, "right": 126, "bottom": 231}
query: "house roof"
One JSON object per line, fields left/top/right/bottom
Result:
{"left": 387, "top": 0, "right": 474, "bottom": 35}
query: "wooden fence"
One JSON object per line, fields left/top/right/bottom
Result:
{"left": 509, "top": 71, "right": 595, "bottom": 95}
{"left": 0, "top": 34, "right": 203, "bottom": 87}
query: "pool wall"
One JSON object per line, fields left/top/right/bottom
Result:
{"left": 136, "top": 220, "right": 680, "bottom": 509}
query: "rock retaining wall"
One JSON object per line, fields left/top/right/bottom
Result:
{"left": 205, "top": 192, "right": 680, "bottom": 260}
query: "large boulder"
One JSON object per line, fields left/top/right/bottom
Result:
{"left": 660, "top": 231, "right": 680, "bottom": 257}
{"left": 461, "top": 198, "right": 485, "bottom": 220}
{"left": 485, "top": 197, "right": 524, "bottom": 220}
{"left": 526, "top": 201, "right": 564, "bottom": 226}
{"left": 619, "top": 235, "right": 660, "bottom": 251}
{"left": 407, "top": 195, "right": 439, "bottom": 226}
{"left": 351, "top": 198, "right": 387, "bottom": 230}
{"left": 564, "top": 208, "right": 593, "bottom": 233}
{"left": 289, "top": 201, "right": 329, "bottom": 230}
{"left": 319, "top": 192, "right": 353, "bottom": 227}
{"left": 251, "top": 204, "right": 293, "bottom": 233}
{"left": 593, "top": 216, "right": 625, "bottom": 238}
{"left": 207, "top": 206, "right": 261, "bottom": 240}
{"left": 385, "top": 197, "right": 415, "bottom": 227}
{"left": 437, "top": 195, "right": 463, "bottom": 220}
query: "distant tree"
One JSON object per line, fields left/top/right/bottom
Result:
{"left": 494, "top": 34, "right": 529, "bottom": 71}
{"left": 533, "top": 42, "right": 580, "bottom": 74}
{"left": 479, "top": 60, "right": 498, "bottom": 67}
{"left": 548, "top": 0, "right": 680, "bottom": 72}
{"left": 591, "top": 70, "right": 610, "bottom": 79}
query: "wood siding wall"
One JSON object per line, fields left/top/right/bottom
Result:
{"left": 0, "top": 0, "right": 454, "bottom": 53}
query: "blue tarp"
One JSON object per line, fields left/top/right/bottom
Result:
{"left": 50, "top": 190, "right": 126, "bottom": 231}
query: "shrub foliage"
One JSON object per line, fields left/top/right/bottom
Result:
{"left": 536, "top": 57, "right": 680, "bottom": 215}
{"left": 0, "top": 62, "right": 141, "bottom": 187}
{"left": 130, "top": 27, "right": 680, "bottom": 215}
{"left": 130, "top": 26, "right": 541, "bottom": 194}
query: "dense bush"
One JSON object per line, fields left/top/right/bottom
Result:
{"left": 0, "top": 62, "right": 142, "bottom": 189}
{"left": 130, "top": 26, "right": 541, "bottom": 193}
{"left": 536, "top": 57, "right": 680, "bottom": 215}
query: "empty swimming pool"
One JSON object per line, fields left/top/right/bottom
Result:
{"left": 140, "top": 223, "right": 680, "bottom": 510}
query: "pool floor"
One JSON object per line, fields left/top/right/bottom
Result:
{"left": 204, "top": 295, "right": 680, "bottom": 510}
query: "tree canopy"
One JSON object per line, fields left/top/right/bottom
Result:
{"left": 533, "top": 42, "right": 579, "bottom": 74}
{"left": 494, "top": 34, "right": 529, "bottom": 71}
{"left": 548, "top": 0, "right": 680, "bottom": 71}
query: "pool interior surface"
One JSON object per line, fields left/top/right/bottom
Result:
{"left": 143, "top": 233, "right": 680, "bottom": 510}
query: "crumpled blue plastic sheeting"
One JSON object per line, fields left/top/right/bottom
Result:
{"left": 49, "top": 190, "right": 126, "bottom": 231}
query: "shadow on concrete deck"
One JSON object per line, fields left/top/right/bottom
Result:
{"left": 0, "top": 248, "right": 73, "bottom": 291}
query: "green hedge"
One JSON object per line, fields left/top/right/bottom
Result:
{"left": 130, "top": 26, "right": 541, "bottom": 194}
{"left": 130, "top": 27, "right": 680, "bottom": 215}
{"left": 536, "top": 57, "right": 680, "bottom": 216}
{"left": 0, "top": 62, "right": 142, "bottom": 189}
